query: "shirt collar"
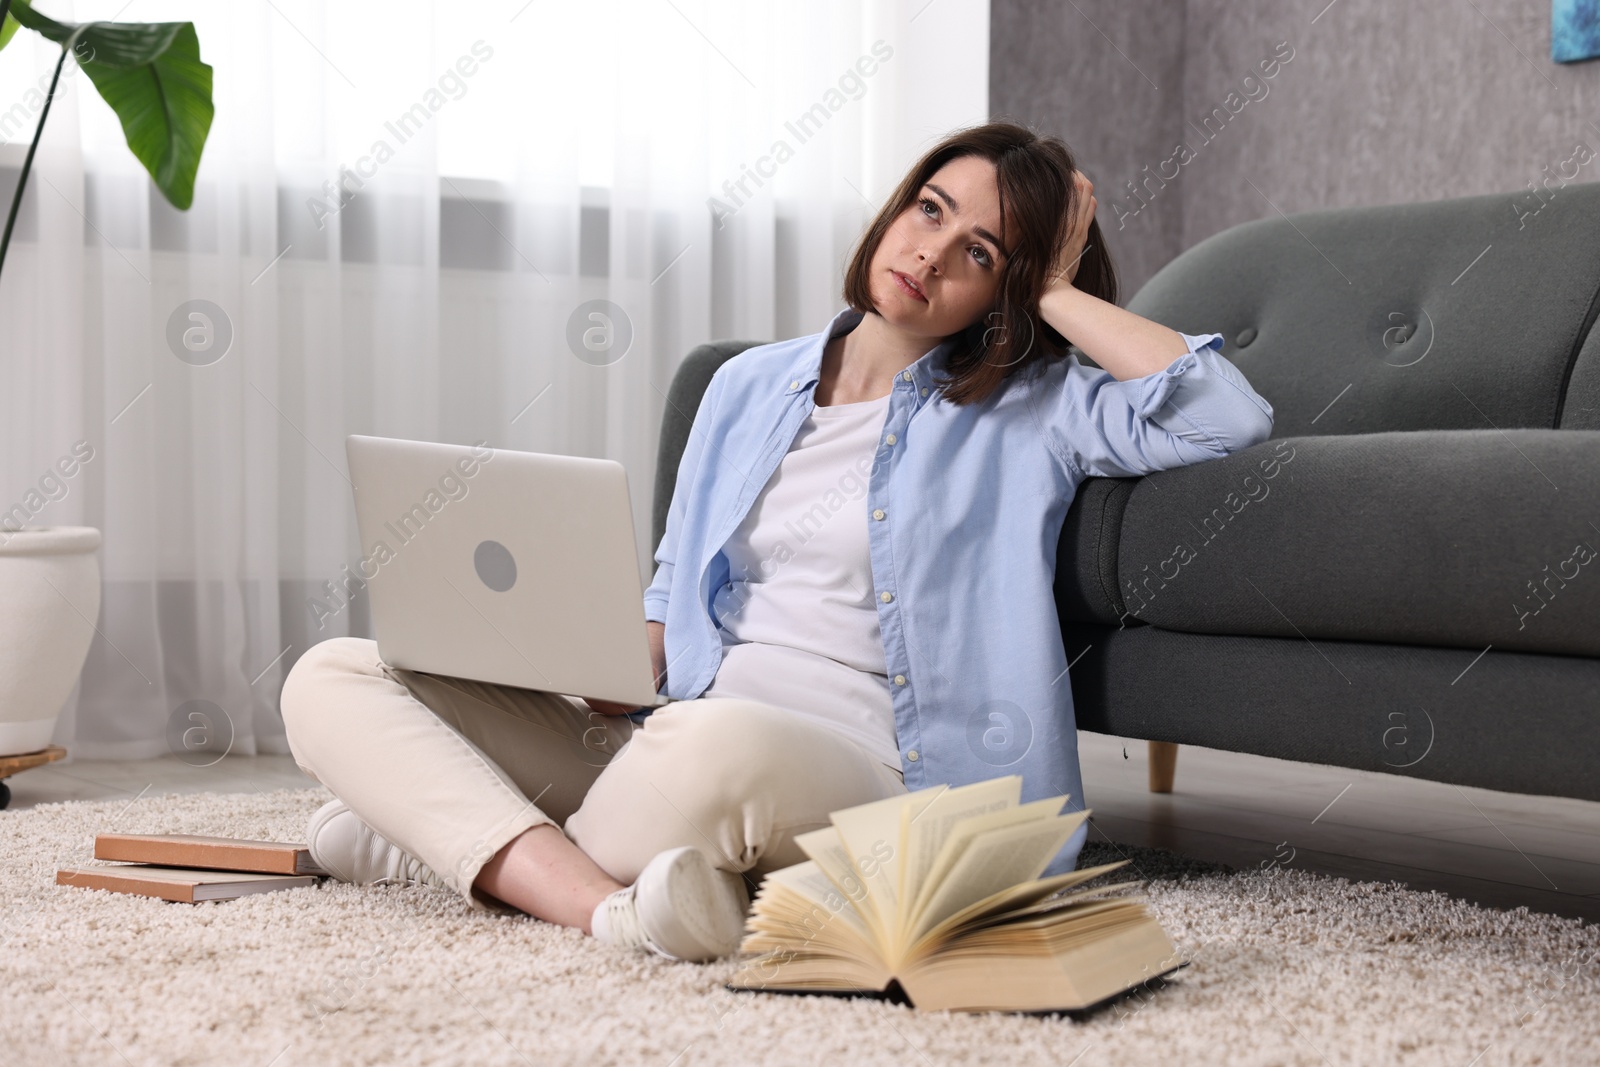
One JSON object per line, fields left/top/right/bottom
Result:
{"left": 781, "top": 305, "right": 956, "bottom": 403}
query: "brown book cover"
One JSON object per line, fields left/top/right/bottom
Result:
{"left": 93, "top": 833, "right": 327, "bottom": 876}
{"left": 57, "top": 864, "right": 318, "bottom": 903}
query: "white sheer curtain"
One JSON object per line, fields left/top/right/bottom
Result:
{"left": 0, "top": 0, "right": 988, "bottom": 760}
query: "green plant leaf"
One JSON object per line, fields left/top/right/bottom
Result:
{"left": 77, "top": 25, "right": 214, "bottom": 210}
{"left": 0, "top": 13, "right": 21, "bottom": 52}
{"left": 9, "top": 1, "right": 214, "bottom": 210}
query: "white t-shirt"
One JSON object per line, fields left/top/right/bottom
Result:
{"left": 701, "top": 390, "right": 900, "bottom": 769}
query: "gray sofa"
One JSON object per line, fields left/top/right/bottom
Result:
{"left": 651, "top": 182, "right": 1600, "bottom": 804}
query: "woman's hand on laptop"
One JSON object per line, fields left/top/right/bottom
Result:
{"left": 581, "top": 622, "right": 669, "bottom": 716}
{"left": 583, "top": 696, "right": 641, "bottom": 716}
{"left": 648, "top": 621, "right": 667, "bottom": 694}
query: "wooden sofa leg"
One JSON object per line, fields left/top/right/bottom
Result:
{"left": 1148, "top": 741, "right": 1178, "bottom": 793}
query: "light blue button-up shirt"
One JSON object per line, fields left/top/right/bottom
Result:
{"left": 642, "top": 305, "right": 1274, "bottom": 876}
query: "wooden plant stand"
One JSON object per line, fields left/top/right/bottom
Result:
{"left": 0, "top": 746, "right": 67, "bottom": 810}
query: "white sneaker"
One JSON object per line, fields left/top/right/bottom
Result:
{"left": 591, "top": 846, "right": 751, "bottom": 962}
{"left": 306, "top": 798, "right": 447, "bottom": 889}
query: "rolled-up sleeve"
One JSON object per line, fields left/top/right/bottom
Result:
{"left": 642, "top": 367, "right": 727, "bottom": 623}
{"left": 1033, "top": 331, "right": 1275, "bottom": 479}
{"left": 642, "top": 569, "right": 672, "bottom": 624}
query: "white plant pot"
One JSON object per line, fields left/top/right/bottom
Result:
{"left": 0, "top": 526, "right": 102, "bottom": 757}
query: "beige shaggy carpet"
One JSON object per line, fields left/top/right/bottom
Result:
{"left": 2, "top": 787, "right": 1597, "bottom": 1067}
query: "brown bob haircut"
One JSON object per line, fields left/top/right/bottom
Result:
{"left": 840, "top": 120, "right": 1118, "bottom": 407}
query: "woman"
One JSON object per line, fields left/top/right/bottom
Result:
{"left": 279, "top": 120, "right": 1274, "bottom": 964}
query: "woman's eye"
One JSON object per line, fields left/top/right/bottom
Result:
{"left": 918, "top": 196, "right": 938, "bottom": 218}
{"left": 971, "top": 247, "right": 992, "bottom": 267}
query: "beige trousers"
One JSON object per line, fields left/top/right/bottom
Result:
{"left": 278, "top": 637, "right": 908, "bottom": 912}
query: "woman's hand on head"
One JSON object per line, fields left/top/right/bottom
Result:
{"left": 1047, "top": 171, "right": 1097, "bottom": 292}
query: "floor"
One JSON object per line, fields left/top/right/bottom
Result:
{"left": 6, "top": 732, "right": 1598, "bottom": 923}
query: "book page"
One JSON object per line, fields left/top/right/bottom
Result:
{"left": 738, "top": 861, "right": 885, "bottom": 978}
{"left": 759, "top": 860, "right": 870, "bottom": 940}
{"left": 906, "top": 811, "right": 1088, "bottom": 944}
{"left": 792, "top": 826, "right": 880, "bottom": 933}
{"left": 938, "top": 878, "right": 1142, "bottom": 941}
{"left": 904, "top": 793, "right": 1071, "bottom": 941}
{"left": 896, "top": 778, "right": 1021, "bottom": 929}
{"left": 823, "top": 791, "right": 924, "bottom": 955}
{"left": 901, "top": 862, "right": 1131, "bottom": 963}
{"left": 727, "top": 949, "right": 890, "bottom": 993}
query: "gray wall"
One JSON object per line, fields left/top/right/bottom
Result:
{"left": 992, "top": 0, "right": 1600, "bottom": 299}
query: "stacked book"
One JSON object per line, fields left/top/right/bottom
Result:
{"left": 58, "top": 835, "right": 326, "bottom": 902}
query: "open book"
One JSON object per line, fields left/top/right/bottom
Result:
{"left": 727, "top": 776, "right": 1184, "bottom": 1013}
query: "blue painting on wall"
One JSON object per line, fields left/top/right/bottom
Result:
{"left": 1553, "top": 0, "right": 1600, "bottom": 62}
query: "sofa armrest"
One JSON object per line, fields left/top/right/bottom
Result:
{"left": 1057, "top": 429, "right": 1600, "bottom": 657}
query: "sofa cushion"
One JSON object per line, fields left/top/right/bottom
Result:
{"left": 1062, "top": 621, "right": 1600, "bottom": 803}
{"left": 1125, "top": 182, "right": 1600, "bottom": 438}
{"left": 1094, "top": 429, "right": 1600, "bottom": 657}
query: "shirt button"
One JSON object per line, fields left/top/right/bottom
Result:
{"left": 920, "top": 387, "right": 928, "bottom": 396}
{"left": 789, "top": 379, "right": 799, "bottom": 390}
{"left": 872, "top": 508, "right": 886, "bottom": 520}
{"left": 894, "top": 674, "right": 906, "bottom": 685}
{"left": 907, "top": 749, "right": 919, "bottom": 761}
{"left": 879, "top": 591, "right": 893, "bottom": 603}
{"left": 901, "top": 370, "right": 913, "bottom": 382}
{"left": 884, "top": 433, "right": 897, "bottom": 445}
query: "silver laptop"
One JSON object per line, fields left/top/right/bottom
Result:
{"left": 344, "top": 434, "right": 673, "bottom": 709}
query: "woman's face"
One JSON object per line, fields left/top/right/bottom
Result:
{"left": 867, "top": 154, "right": 1013, "bottom": 339}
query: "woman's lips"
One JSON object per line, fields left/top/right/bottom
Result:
{"left": 891, "top": 270, "right": 927, "bottom": 302}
